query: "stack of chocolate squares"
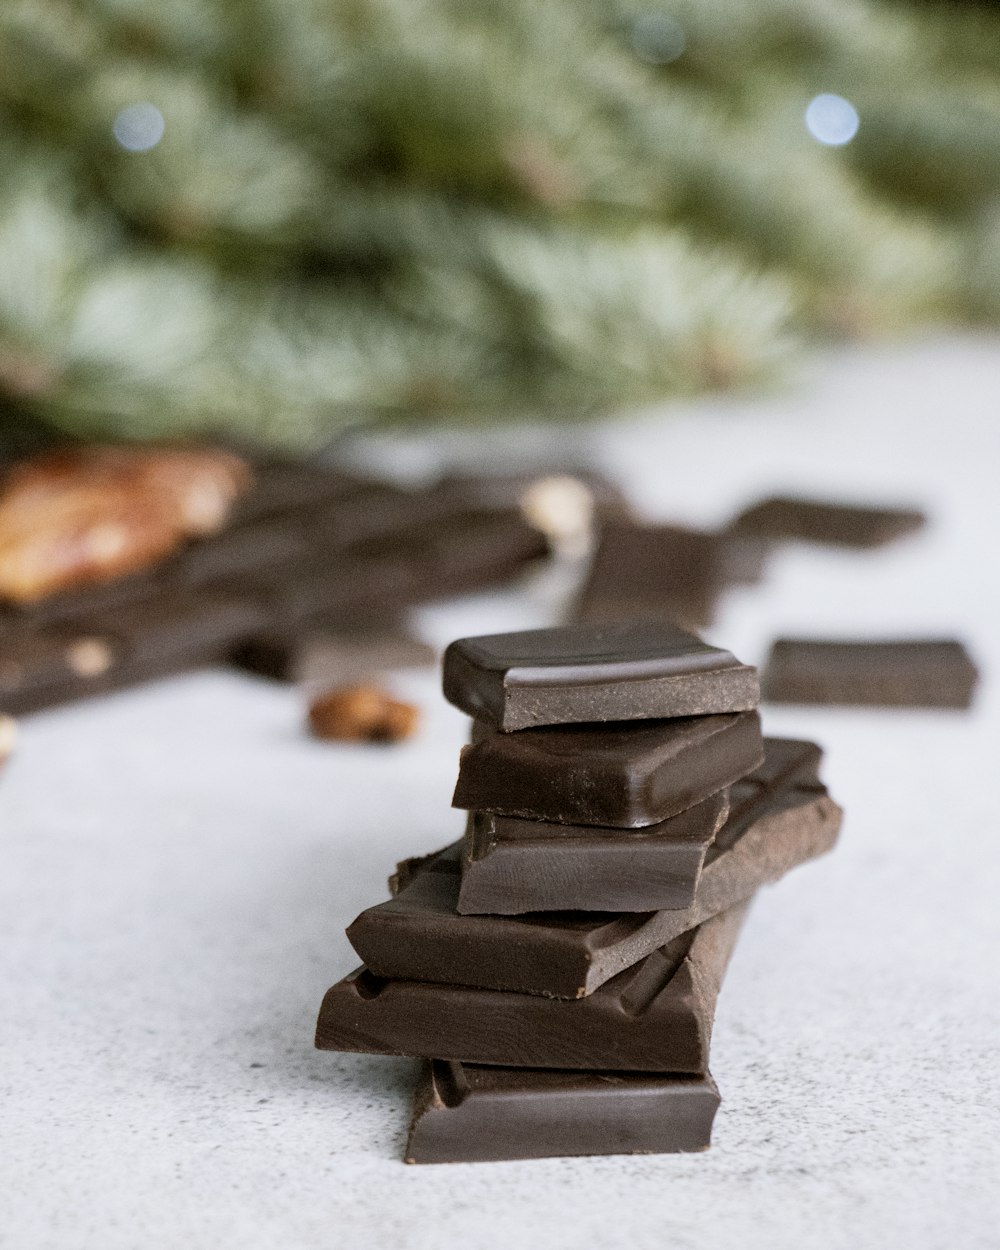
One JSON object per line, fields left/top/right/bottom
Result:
{"left": 315, "top": 623, "right": 843, "bottom": 1164}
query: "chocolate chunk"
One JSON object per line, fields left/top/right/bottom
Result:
{"left": 443, "top": 621, "right": 759, "bottom": 732}
{"left": 405, "top": 1064, "right": 720, "bottom": 1163}
{"left": 452, "top": 711, "right": 764, "bottom": 828}
{"left": 728, "top": 495, "right": 926, "bottom": 548}
{"left": 318, "top": 903, "right": 747, "bottom": 1070}
{"left": 576, "top": 522, "right": 765, "bottom": 629}
{"left": 347, "top": 739, "right": 840, "bottom": 998}
{"left": 457, "top": 790, "right": 730, "bottom": 915}
{"left": 762, "top": 638, "right": 978, "bottom": 709}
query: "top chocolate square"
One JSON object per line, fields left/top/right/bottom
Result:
{"left": 442, "top": 621, "right": 759, "bottom": 731}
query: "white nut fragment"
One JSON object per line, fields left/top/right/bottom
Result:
{"left": 519, "top": 475, "right": 595, "bottom": 559}
{"left": 0, "top": 714, "right": 17, "bottom": 763}
{"left": 65, "top": 636, "right": 115, "bottom": 678}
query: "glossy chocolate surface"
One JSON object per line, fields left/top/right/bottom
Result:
{"left": 457, "top": 790, "right": 729, "bottom": 915}
{"left": 452, "top": 710, "right": 764, "bottom": 828}
{"left": 443, "top": 621, "right": 758, "bottom": 732}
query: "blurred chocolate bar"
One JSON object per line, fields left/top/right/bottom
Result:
{"left": 762, "top": 638, "right": 978, "bottom": 708}
{"left": 576, "top": 521, "right": 766, "bottom": 630}
{"left": 0, "top": 451, "right": 618, "bottom": 713}
{"left": 728, "top": 495, "right": 926, "bottom": 548}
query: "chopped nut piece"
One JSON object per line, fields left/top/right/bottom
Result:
{"left": 0, "top": 446, "right": 252, "bottom": 604}
{"left": 0, "top": 715, "right": 17, "bottom": 765}
{"left": 65, "top": 637, "right": 115, "bottom": 678}
{"left": 308, "top": 684, "right": 420, "bottom": 744}
{"left": 519, "top": 474, "right": 595, "bottom": 559}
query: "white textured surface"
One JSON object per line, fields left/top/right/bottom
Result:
{"left": 3, "top": 337, "right": 1000, "bottom": 1250}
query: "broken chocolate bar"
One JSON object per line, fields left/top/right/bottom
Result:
{"left": 405, "top": 1064, "right": 720, "bottom": 1163}
{"left": 348, "top": 738, "right": 839, "bottom": 998}
{"left": 0, "top": 454, "right": 553, "bottom": 714}
{"left": 762, "top": 638, "right": 978, "bottom": 709}
{"left": 0, "top": 592, "right": 267, "bottom": 714}
{"left": 318, "top": 903, "right": 747, "bottom": 1070}
{"left": 728, "top": 495, "right": 926, "bottom": 548}
{"left": 442, "top": 621, "right": 759, "bottom": 732}
{"left": 452, "top": 711, "right": 764, "bottom": 828}
{"left": 457, "top": 790, "right": 730, "bottom": 915}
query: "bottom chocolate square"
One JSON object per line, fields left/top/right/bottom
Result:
{"left": 405, "top": 1061, "right": 720, "bottom": 1163}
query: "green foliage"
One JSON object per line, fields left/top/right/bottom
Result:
{"left": 0, "top": 0, "right": 997, "bottom": 447}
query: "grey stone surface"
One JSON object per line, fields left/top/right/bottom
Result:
{"left": 2, "top": 337, "right": 999, "bottom": 1249}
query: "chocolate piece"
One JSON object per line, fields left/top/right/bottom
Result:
{"left": 762, "top": 638, "right": 978, "bottom": 709}
{"left": 0, "top": 592, "right": 266, "bottom": 714}
{"left": 348, "top": 739, "right": 840, "bottom": 998}
{"left": 318, "top": 903, "right": 747, "bottom": 1070}
{"left": 576, "top": 522, "right": 764, "bottom": 629}
{"left": 405, "top": 1064, "right": 720, "bottom": 1163}
{"left": 452, "top": 711, "right": 763, "bottom": 828}
{"left": 728, "top": 495, "right": 926, "bottom": 548}
{"left": 443, "top": 621, "right": 759, "bottom": 732}
{"left": 457, "top": 790, "right": 730, "bottom": 915}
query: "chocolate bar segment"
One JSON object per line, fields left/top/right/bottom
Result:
{"left": 405, "top": 1064, "right": 720, "bottom": 1163}
{"left": 728, "top": 495, "right": 926, "bottom": 548}
{"left": 348, "top": 738, "right": 840, "bottom": 998}
{"left": 457, "top": 790, "right": 729, "bottom": 915}
{"left": 443, "top": 621, "right": 759, "bottom": 732}
{"left": 576, "top": 522, "right": 765, "bottom": 629}
{"left": 0, "top": 591, "right": 266, "bottom": 714}
{"left": 319, "top": 903, "right": 747, "bottom": 1070}
{"left": 762, "top": 638, "right": 978, "bottom": 709}
{"left": 452, "top": 711, "right": 763, "bottom": 828}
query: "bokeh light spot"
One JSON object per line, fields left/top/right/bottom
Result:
{"left": 630, "top": 13, "right": 686, "bottom": 65}
{"left": 804, "top": 94, "right": 859, "bottom": 147}
{"left": 113, "top": 103, "right": 165, "bottom": 152}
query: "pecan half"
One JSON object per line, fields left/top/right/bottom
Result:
{"left": 0, "top": 446, "right": 252, "bottom": 604}
{"left": 308, "top": 684, "right": 420, "bottom": 744}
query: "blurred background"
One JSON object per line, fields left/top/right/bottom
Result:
{"left": 2, "top": 0, "right": 1000, "bottom": 453}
